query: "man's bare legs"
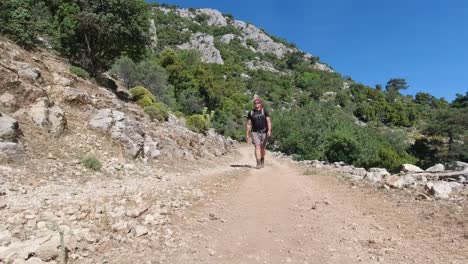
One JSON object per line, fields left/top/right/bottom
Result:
{"left": 255, "top": 145, "right": 261, "bottom": 168}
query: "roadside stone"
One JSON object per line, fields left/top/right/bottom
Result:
{"left": 454, "top": 161, "right": 468, "bottom": 171}
{"left": 430, "top": 181, "right": 452, "bottom": 199}
{"left": 425, "top": 163, "right": 445, "bottom": 172}
{"left": 401, "top": 164, "right": 423, "bottom": 173}
{"left": 29, "top": 98, "right": 66, "bottom": 137}
{"left": 365, "top": 168, "right": 390, "bottom": 183}
{"left": 135, "top": 226, "right": 148, "bottom": 237}
{"left": 448, "top": 182, "right": 464, "bottom": 191}
{"left": 385, "top": 175, "right": 415, "bottom": 189}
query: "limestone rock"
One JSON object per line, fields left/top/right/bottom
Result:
{"left": 425, "top": 163, "right": 445, "bottom": 172}
{"left": 385, "top": 175, "right": 415, "bottom": 189}
{"left": 0, "top": 113, "right": 20, "bottom": 142}
{"left": 365, "top": 168, "right": 390, "bottom": 183}
{"left": 233, "top": 20, "right": 291, "bottom": 58}
{"left": 428, "top": 181, "right": 452, "bottom": 199}
{"left": 0, "top": 142, "right": 25, "bottom": 161}
{"left": 0, "top": 92, "right": 17, "bottom": 110}
{"left": 17, "top": 62, "right": 41, "bottom": 81}
{"left": 401, "top": 164, "right": 423, "bottom": 173}
{"left": 220, "top": 34, "right": 237, "bottom": 44}
{"left": 454, "top": 161, "right": 468, "bottom": 171}
{"left": 63, "top": 87, "right": 91, "bottom": 104}
{"left": 29, "top": 98, "right": 66, "bottom": 137}
{"left": 149, "top": 19, "right": 158, "bottom": 47}
{"left": 178, "top": 33, "right": 224, "bottom": 64}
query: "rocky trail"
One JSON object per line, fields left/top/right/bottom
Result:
{"left": 110, "top": 145, "right": 467, "bottom": 264}
{"left": 1, "top": 144, "right": 468, "bottom": 264}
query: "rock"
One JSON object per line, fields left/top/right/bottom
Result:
{"left": 196, "top": 8, "right": 228, "bottom": 26}
{"left": 233, "top": 20, "right": 291, "bottom": 58}
{"left": 320, "top": 91, "right": 337, "bottom": 102}
{"left": 0, "top": 92, "right": 17, "bottom": 110}
{"left": 220, "top": 34, "right": 237, "bottom": 44}
{"left": 425, "top": 163, "right": 445, "bottom": 172}
{"left": 17, "top": 62, "right": 41, "bottom": 81}
{"left": 365, "top": 168, "right": 390, "bottom": 183}
{"left": 12, "top": 257, "right": 48, "bottom": 264}
{"left": 0, "top": 236, "right": 50, "bottom": 263}
{"left": 0, "top": 230, "right": 11, "bottom": 247}
{"left": 88, "top": 109, "right": 116, "bottom": 131}
{"left": 458, "top": 176, "right": 467, "bottom": 184}
{"left": 29, "top": 98, "right": 66, "bottom": 137}
{"left": 0, "top": 142, "right": 25, "bottom": 161}
{"left": 35, "top": 236, "right": 60, "bottom": 261}
{"left": 63, "top": 87, "right": 91, "bottom": 104}
{"left": 385, "top": 175, "right": 415, "bottom": 189}
{"left": 135, "top": 226, "right": 148, "bottom": 237}
{"left": 178, "top": 33, "right": 224, "bottom": 64}
{"left": 313, "top": 62, "right": 334, "bottom": 73}
{"left": 0, "top": 113, "right": 20, "bottom": 142}
{"left": 149, "top": 19, "right": 158, "bottom": 47}
{"left": 401, "top": 164, "right": 423, "bottom": 173}
{"left": 448, "top": 182, "right": 464, "bottom": 191}
{"left": 430, "top": 181, "right": 452, "bottom": 199}
{"left": 454, "top": 161, "right": 468, "bottom": 171}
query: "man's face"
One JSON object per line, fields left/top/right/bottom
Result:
{"left": 254, "top": 101, "right": 261, "bottom": 110}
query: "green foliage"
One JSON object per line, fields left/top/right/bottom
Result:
{"left": 187, "top": 114, "right": 210, "bottom": 134}
{"left": 81, "top": 155, "right": 102, "bottom": 171}
{"left": 50, "top": 0, "right": 150, "bottom": 74}
{"left": 0, "top": 0, "right": 51, "bottom": 48}
{"left": 69, "top": 66, "right": 90, "bottom": 79}
{"left": 144, "top": 103, "right": 169, "bottom": 122}
{"left": 452, "top": 92, "right": 468, "bottom": 108}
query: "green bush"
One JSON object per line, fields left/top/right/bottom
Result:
{"left": 174, "top": 111, "right": 185, "bottom": 118}
{"left": 80, "top": 155, "right": 102, "bottom": 171}
{"left": 144, "top": 103, "right": 169, "bottom": 122}
{"left": 70, "top": 66, "right": 90, "bottom": 79}
{"left": 186, "top": 114, "right": 210, "bottom": 133}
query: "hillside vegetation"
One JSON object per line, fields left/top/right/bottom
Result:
{"left": 1, "top": 0, "right": 467, "bottom": 171}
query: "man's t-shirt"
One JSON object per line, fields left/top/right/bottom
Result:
{"left": 247, "top": 108, "right": 269, "bottom": 132}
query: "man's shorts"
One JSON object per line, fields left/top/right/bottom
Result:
{"left": 252, "top": 132, "right": 268, "bottom": 147}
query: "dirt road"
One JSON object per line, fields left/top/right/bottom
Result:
{"left": 159, "top": 145, "right": 467, "bottom": 264}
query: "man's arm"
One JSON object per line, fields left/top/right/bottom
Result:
{"left": 266, "top": 116, "right": 272, "bottom": 137}
{"left": 246, "top": 119, "right": 252, "bottom": 142}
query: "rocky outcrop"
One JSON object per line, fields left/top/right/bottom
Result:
{"left": 0, "top": 142, "right": 25, "bottom": 161}
{"left": 245, "top": 60, "right": 278, "bottom": 73}
{"left": 0, "top": 113, "right": 20, "bottom": 142}
{"left": 16, "top": 62, "right": 41, "bottom": 81}
{"left": 178, "top": 33, "right": 224, "bottom": 64}
{"left": 426, "top": 163, "right": 445, "bottom": 172}
{"left": 401, "top": 164, "right": 423, "bottom": 173}
{"left": 28, "top": 98, "right": 66, "bottom": 137}
{"left": 365, "top": 168, "right": 390, "bottom": 183}
{"left": 233, "top": 20, "right": 292, "bottom": 58}
{"left": 176, "top": 8, "right": 228, "bottom": 27}
{"left": 149, "top": 19, "right": 158, "bottom": 47}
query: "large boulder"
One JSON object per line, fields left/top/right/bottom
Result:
{"left": 385, "top": 175, "right": 416, "bottom": 189}
{"left": 63, "top": 87, "right": 91, "bottom": 105}
{"left": 29, "top": 98, "right": 66, "bottom": 137}
{"left": 89, "top": 109, "right": 161, "bottom": 158}
{"left": 454, "top": 161, "right": 468, "bottom": 171}
{"left": 0, "top": 113, "right": 20, "bottom": 142}
{"left": 428, "top": 181, "right": 452, "bottom": 199}
{"left": 401, "top": 164, "right": 423, "bottom": 173}
{"left": 16, "top": 62, "right": 41, "bottom": 81}
{"left": 365, "top": 168, "right": 390, "bottom": 183}
{"left": 425, "top": 163, "right": 445, "bottom": 172}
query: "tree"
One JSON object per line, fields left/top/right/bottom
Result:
{"left": 452, "top": 92, "right": 468, "bottom": 108}
{"left": 51, "top": 0, "right": 150, "bottom": 75}
{"left": 385, "top": 78, "right": 409, "bottom": 92}
{"left": 414, "top": 92, "right": 433, "bottom": 106}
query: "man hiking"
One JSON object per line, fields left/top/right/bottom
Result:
{"left": 246, "top": 98, "right": 272, "bottom": 169}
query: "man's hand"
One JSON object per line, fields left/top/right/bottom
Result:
{"left": 267, "top": 131, "right": 272, "bottom": 137}
{"left": 246, "top": 134, "right": 251, "bottom": 143}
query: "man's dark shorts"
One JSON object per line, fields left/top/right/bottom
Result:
{"left": 252, "top": 132, "right": 268, "bottom": 148}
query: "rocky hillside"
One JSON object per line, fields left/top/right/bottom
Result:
{"left": 151, "top": 5, "right": 333, "bottom": 73}
{"left": 0, "top": 35, "right": 239, "bottom": 263}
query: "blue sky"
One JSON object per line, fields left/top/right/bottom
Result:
{"left": 149, "top": 0, "right": 468, "bottom": 101}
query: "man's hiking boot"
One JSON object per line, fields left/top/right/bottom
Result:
{"left": 260, "top": 158, "right": 265, "bottom": 168}
{"left": 256, "top": 160, "right": 262, "bottom": 169}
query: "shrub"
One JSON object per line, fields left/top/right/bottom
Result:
{"left": 130, "top": 86, "right": 157, "bottom": 108}
{"left": 174, "top": 111, "right": 185, "bottom": 118}
{"left": 70, "top": 66, "right": 90, "bottom": 79}
{"left": 144, "top": 103, "right": 169, "bottom": 122}
{"left": 186, "top": 114, "right": 209, "bottom": 133}
{"left": 80, "top": 155, "right": 102, "bottom": 171}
